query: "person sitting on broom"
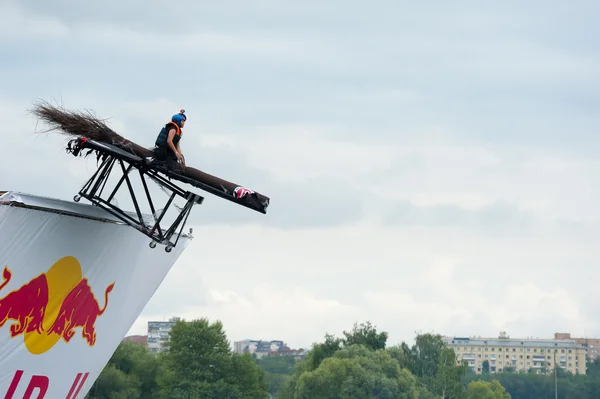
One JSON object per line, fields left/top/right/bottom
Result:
{"left": 154, "top": 109, "right": 186, "bottom": 172}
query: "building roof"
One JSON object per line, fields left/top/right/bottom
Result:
{"left": 443, "top": 336, "right": 585, "bottom": 349}
{"left": 123, "top": 335, "right": 148, "bottom": 345}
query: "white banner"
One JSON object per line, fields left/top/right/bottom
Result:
{"left": 0, "top": 192, "right": 191, "bottom": 398}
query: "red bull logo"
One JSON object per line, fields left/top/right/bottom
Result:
{"left": 234, "top": 186, "right": 254, "bottom": 199}
{"left": 0, "top": 256, "right": 115, "bottom": 355}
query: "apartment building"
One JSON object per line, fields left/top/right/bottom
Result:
{"left": 233, "top": 339, "right": 307, "bottom": 359}
{"left": 443, "top": 331, "right": 587, "bottom": 375}
{"left": 147, "top": 316, "right": 181, "bottom": 353}
{"left": 234, "top": 339, "right": 286, "bottom": 358}
{"left": 234, "top": 339, "right": 262, "bottom": 354}
{"left": 555, "top": 333, "right": 600, "bottom": 362}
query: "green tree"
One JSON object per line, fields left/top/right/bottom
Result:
{"left": 255, "top": 355, "right": 297, "bottom": 396}
{"left": 110, "top": 340, "right": 162, "bottom": 396}
{"left": 482, "top": 360, "right": 490, "bottom": 374}
{"left": 87, "top": 364, "right": 142, "bottom": 398}
{"left": 467, "top": 379, "right": 511, "bottom": 399}
{"left": 263, "top": 372, "right": 291, "bottom": 397}
{"left": 287, "top": 344, "right": 434, "bottom": 398}
{"left": 341, "top": 321, "right": 388, "bottom": 351}
{"left": 461, "top": 368, "right": 597, "bottom": 398}
{"left": 298, "top": 320, "right": 388, "bottom": 375}
{"left": 402, "top": 333, "right": 467, "bottom": 398}
{"left": 386, "top": 344, "right": 408, "bottom": 369}
{"left": 155, "top": 318, "right": 269, "bottom": 399}
{"left": 88, "top": 320, "right": 600, "bottom": 399}
{"left": 278, "top": 322, "right": 438, "bottom": 399}
{"left": 85, "top": 340, "right": 161, "bottom": 398}
{"left": 303, "top": 332, "right": 344, "bottom": 372}
{"left": 256, "top": 355, "right": 297, "bottom": 375}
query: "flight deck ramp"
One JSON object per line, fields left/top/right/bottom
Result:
{"left": 0, "top": 191, "right": 191, "bottom": 398}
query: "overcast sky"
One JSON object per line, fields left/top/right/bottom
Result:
{"left": 2, "top": 0, "right": 600, "bottom": 350}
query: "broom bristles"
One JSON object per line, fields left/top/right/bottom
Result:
{"left": 30, "top": 100, "right": 122, "bottom": 141}
{"left": 29, "top": 100, "right": 152, "bottom": 156}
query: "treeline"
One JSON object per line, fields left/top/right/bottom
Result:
{"left": 262, "top": 322, "right": 508, "bottom": 398}
{"left": 85, "top": 318, "right": 600, "bottom": 398}
{"left": 85, "top": 318, "right": 268, "bottom": 398}
{"left": 462, "top": 360, "right": 600, "bottom": 399}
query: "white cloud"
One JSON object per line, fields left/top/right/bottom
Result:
{"left": 126, "top": 220, "right": 600, "bottom": 348}
{"left": 55, "top": 22, "right": 342, "bottom": 70}
{"left": 197, "top": 125, "right": 398, "bottom": 184}
{"left": 4, "top": 0, "right": 600, "bottom": 353}
{"left": 0, "top": 1, "right": 70, "bottom": 41}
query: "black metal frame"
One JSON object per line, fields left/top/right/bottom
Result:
{"left": 74, "top": 154, "right": 203, "bottom": 252}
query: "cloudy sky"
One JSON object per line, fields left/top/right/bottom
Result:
{"left": 2, "top": 0, "right": 600, "bottom": 350}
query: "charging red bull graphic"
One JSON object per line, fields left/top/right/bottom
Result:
{"left": 0, "top": 256, "right": 115, "bottom": 355}
{"left": 47, "top": 278, "right": 114, "bottom": 346}
{"left": 0, "top": 268, "right": 48, "bottom": 337}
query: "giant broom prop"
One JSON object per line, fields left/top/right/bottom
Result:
{"left": 30, "top": 100, "right": 270, "bottom": 214}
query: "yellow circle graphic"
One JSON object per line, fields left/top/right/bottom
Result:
{"left": 24, "top": 256, "right": 83, "bottom": 354}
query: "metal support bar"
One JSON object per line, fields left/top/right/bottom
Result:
{"left": 119, "top": 159, "right": 143, "bottom": 224}
{"left": 138, "top": 168, "right": 164, "bottom": 239}
{"left": 74, "top": 153, "right": 204, "bottom": 251}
